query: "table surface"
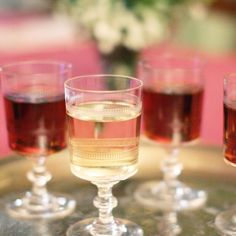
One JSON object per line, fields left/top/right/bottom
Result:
{"left": 0, "top": 141, "right": 234, "bottom": 235}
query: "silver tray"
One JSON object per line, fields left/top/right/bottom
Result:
{"left": 0, "top": 142, "right": 234, "bottom": 236}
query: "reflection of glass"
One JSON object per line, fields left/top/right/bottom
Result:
{"left": 215, "top": 73, "right": 236, "bottom": 234}
{"left": 65, "top": 75, "right": 143, "bottom": 236}
{"left": 135, "top": 56, "right": 207, "bottom": 211}
{"left": 1, "top": 61, "right": 76, "bottom": 219}
{"left": 157, "top": 211, "right": 181, "bottom": 236}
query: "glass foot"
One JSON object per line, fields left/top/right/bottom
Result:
{"left": 134, "top": 180, "right": 207, "bottom": 211}
{"left": 7, "top": 193, "right": 76, "bottom": 220}
{"left": 215, "top": 208, "right": 236, "bottom": 235}
{"left": 66, "top": 218, "right": 143, "bottom": 236}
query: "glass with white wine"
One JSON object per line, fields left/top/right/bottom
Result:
{"left": 65, "top": 75, "right": 143, "bottom": 236}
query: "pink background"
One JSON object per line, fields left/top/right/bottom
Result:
{"left": 0, "top": 42, "right": 102, "bottom": 157}
{"left": 0, "top": 15, "right": 235, "bottom": 157}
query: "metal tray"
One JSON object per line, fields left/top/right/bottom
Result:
{"left": 0, "top": 141, "right": 234, "bottom": 236}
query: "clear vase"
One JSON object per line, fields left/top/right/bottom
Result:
{"left": 100, "top": 47, "right": 137, "bottom": 76}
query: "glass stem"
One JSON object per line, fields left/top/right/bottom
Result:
{"left": 26, "top": 157, "right": 52, "bottom": 207}
{"left": 158, "top": 211, "right": 181, "bottom": 235}
{"left": 161, "top": 147, "right": 183, "bottom": 187}
{"left": 93, "top": 182, "right": 118, "bottom": 225}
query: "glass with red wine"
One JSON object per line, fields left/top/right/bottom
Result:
{"left": 215, "top": 73, "right": 236, "bottom": 234}
{"left": 1, "top": 61, "right": 76, "bottom": 219}
{"left": 135, "top": 56, "right": 207, "bottom": 211}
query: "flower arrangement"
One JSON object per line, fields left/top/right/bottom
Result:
{"left": 58, "top": 0, "right": 212, "bottom": 74}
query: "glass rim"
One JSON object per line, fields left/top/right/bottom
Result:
{"left": 0, "top": 60, "right": 72, "bottom": 76}
{"left": 64, "top": 74, "right": 143, "bottom": 94}
{"left": 224, "top": 73, "right": 236, "bottom": 81}
{"left": 139, "top": 55, "right": 205, "bottom": 71}
{"left": 224, "top": 73, "right": 236, "bottom": 90}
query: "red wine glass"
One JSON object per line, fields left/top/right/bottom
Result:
{"left": 1, "top": 61, "right": 76, "bottom": 219}
{"left": 215, "top": 73, "right": 236, "bottom": 234}
{"left": 135, "top": 56, "right": 207, "bottom": 211}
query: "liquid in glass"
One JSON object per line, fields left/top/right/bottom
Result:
{"left": 67, "top": 100, "right": 141, "bottom": 182}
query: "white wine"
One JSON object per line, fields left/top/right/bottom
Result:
{"left": 67, "top": 101, "right": 141, "bottom": 182}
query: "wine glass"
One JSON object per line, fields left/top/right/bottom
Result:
{"left": 1, "top": 61, "right": 76, "bottom": 219}
{"left": 65, "top": 75, "right": 143, "bottom": 236}
{"left": 215, "top": 73, "right": 236, "bottom": 235}
{"left": 135, "top": 56, "right": 207, "bottom": 211}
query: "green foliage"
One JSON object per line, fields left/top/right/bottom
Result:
{"left": 123, "top": 0, "right": 155, "bottom": 8}
{"left": 61, "top": 0, "right": 214, "bottom": 10}
{"left": 122, "top": 0, "right": 213, "bottom": 8}
{"left": 68, "top": 0, "right": 77, "bottom": 5}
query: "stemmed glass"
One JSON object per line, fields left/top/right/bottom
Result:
{"left": 65, "top": 75, "right": 143, "bottom": 236}
{"left": 1, "top": 61, "right": 76, "bottom": 219}
{"left": 135, "top": 56, "right": 207, "bottom": 211}
{"left": 215, "top": 73, "right": 236, "bottom": 235}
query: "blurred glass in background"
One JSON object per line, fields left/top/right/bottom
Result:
{"left": 0, "top": 0, "right": 54, "bottom": 13}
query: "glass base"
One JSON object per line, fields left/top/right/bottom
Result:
{"left": 157, "top": 211, "right": 182, "bottom": 235}
{"left": 215, "top": 208, "right": 236, "bottom": 235}
{"left": 7, "top": 193, "right": 76, "bottom": 220}
{"left": 66, "top": 218, "right": 143, "bottom": 236}
{"left": 134, "top": 180, "right": 207, "bottom": 211}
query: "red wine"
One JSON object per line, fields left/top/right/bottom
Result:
{"left": 143, "top": 84, "right": 203, "bottom": 144}
{"left": 4, "top": 93, "right": 66, "bottom": 157}
{"left": 224, "top": 102, "right": 236, "bottom": 165}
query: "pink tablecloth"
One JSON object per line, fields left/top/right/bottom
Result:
{"left": 0, "top": 42, "right": 235, "bottom": 157}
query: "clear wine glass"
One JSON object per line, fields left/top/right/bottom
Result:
{"left": 1, "top": 61, "right": 76, "bottom": 219}
{"left": 215, "top": 73, "right": 236, "bottom": 234}
{"left": 65, "top": 75, "right": 143, "bottom": 236}
{"left": 135, "top": 56, "right": 207, "bottom": 211}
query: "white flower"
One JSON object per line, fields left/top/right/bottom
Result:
{"left": 94, "top": 20, "right": 122, "bottom": 53}
{"left": 122, "top": 12, "right": 147, "bottom": 50}
{"left": 141, "top": 9, "right": 166, "bottom": 45}
{"left": 59, "top": 0, "right": 172, "bottom": 53}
